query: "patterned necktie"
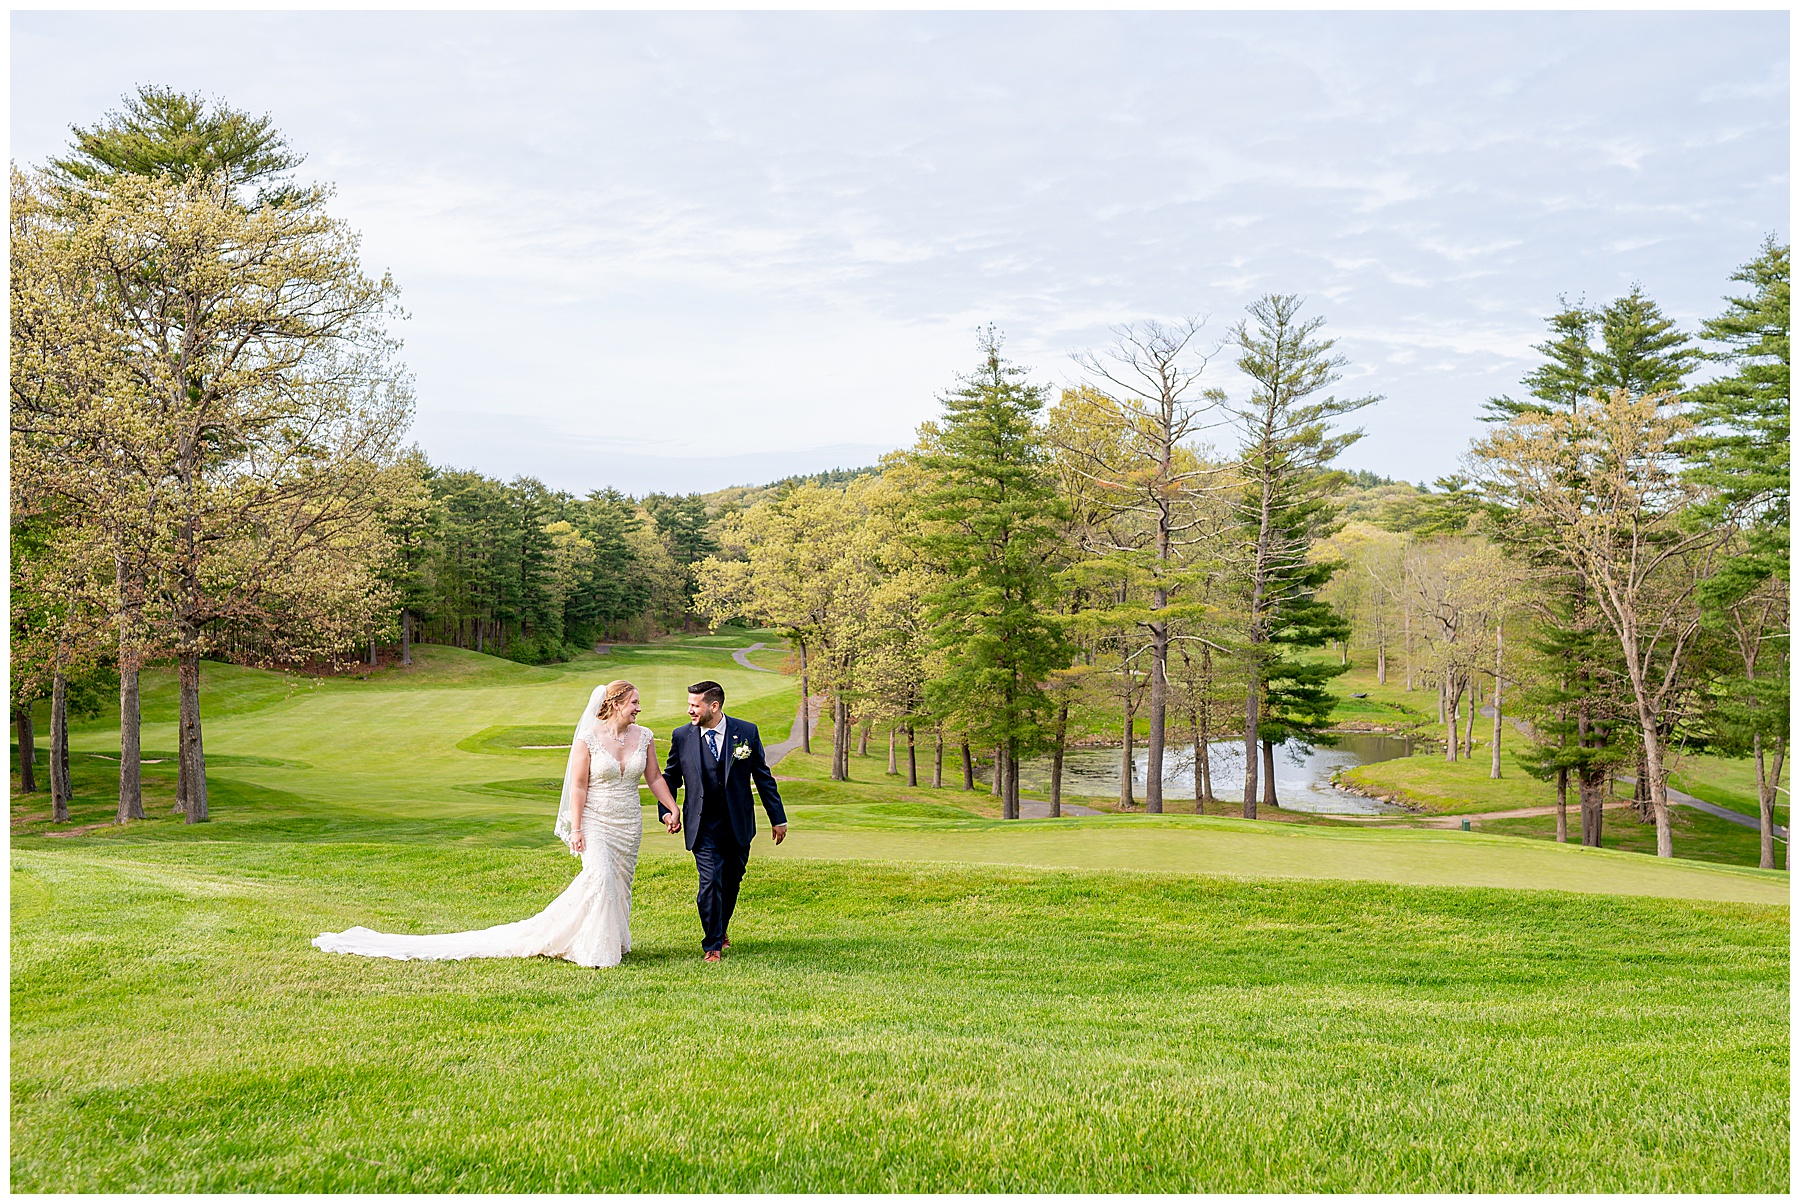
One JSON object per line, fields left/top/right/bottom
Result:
{"left": 707, "top": 729, "right": 719, "bottom": 763}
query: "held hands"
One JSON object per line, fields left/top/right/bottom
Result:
{"left": 663, "top": 809, "right": 682, "bottom": 834}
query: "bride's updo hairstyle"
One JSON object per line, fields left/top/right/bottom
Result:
{"left": 594, "top": 680, "right": 637, "bottom": 721}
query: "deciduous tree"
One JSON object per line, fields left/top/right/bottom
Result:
{"left": 29, "top": 99, "right": 414, "bottom": 821}
{"left": 1066, "top": 320, "right": 1222, "bottom": 812}
{"left": 1475, "top": 388, "right": 1727, "bottom": 857}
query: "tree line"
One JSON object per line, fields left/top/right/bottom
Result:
{"left": 10, "top": 88, "right": 763, "bottom": 825}
{"left": 385, "top": 464, "right": 721, "bottom": 665}
{"left": 1306, "top": 267, "right": 1788, "bottom": 865}
{"left": 12, "top": 88, "right": 1788, "bottom": 867}
{"left": 699, "top": 259, "right": 1788, "bottom": 864}
{"left": 698, "top": 302, "right": 1379, "bottom": 822}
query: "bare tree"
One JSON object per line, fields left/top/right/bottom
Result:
{"left": 1064, "top": 319, "right": 1223, "bottom": 813}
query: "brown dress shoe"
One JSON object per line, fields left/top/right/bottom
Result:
{"left": 722, "top": 937, "right": 732, "bottom": 951}
{"left": 703, "top": 950, "right": 722, "bottom": 963}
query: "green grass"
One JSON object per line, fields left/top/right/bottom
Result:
{"left": 1342, "top": 750, "right": 1560, "bottom": 816}
{"left": 1669, "top": 752, "right": 1790, "bottom": 822}
{"left": 1481, "top": 806, "right": 1775, "bottom": 869}
{"left": 47, "top": 642, "right": 799, "bottom": 823}
{"left": 654, "top": 623, "right": 784, "bottom": 648}
{"left": 12, "top": 841, "right": 1788, "bottom": 1192}
{"left": 11, "top": 635, "right": 1790, "bottom": 1190}
{"left": 1310, "top": 650, "right": 1437, "bottom": 729}
{"left": 1339, "top": 683, "right": 1576, "bottom": 817}
{"left": 1346, "top": 752, "right": 1778, "bottom": 863}
{"left": 1343, "top": 742, "right": 1782, "bottom": 869}
{"left": 1320, "top": 649, "right": 1785, "bottom": 855}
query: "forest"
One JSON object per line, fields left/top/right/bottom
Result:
{"left": 11, "top": 87, "right": 1790, "bottom": 867}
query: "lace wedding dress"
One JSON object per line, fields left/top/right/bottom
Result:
{"left": 313, "top": 721, "right": 650, "bottom": 968}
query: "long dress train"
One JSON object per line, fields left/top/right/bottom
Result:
{"left": 313, "top": 725, "right": 650, "bottom": 968}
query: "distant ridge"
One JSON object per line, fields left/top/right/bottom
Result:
{"left": 701, "top": 463, "right": 884, "bottom": 513}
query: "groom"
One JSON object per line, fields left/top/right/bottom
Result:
{"left": 660, "top": 680, "right": 787, "bottom": 962}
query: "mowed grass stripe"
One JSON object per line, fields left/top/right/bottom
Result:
{"left": 59, "top": 645, "right": 797, "bottom": 819}
{"left": 11, "top": 846, "right": 1787, "bottom": 1193}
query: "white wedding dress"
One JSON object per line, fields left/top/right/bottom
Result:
{"left": 313, "top": 723, "right": 651, "bottom": 968}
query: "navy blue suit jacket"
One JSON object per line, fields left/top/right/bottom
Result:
{"left": 660, "top": 717, "right": 786, "bottom": 850}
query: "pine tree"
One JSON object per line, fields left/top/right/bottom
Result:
{"left": 1485, "top": 300, "right": 1596, "bottom": 420}
{"left": 567, "top": 488, "right": 652, "bottom": 643}
{"left": 1479, "top": 285, "right": 1698, "bottom": 847}
{"left": 1508, "top": 596, "right": 1632, "bottom": 846}
{"left": 1591, "top": 285, "right": 1701, "bottom": 398}
{"left": 913, "top": 331, "right": 1070, "bottom": 820}
{"left": 1487, "top": 286, "right": 1696, "bottom": 421}
{"left": 1226, "top": 295, "right": 1376, "bottom": 819}
{"left": 1254, "top": 559, "right": 1351, "bottom": 808}
{"left": 1683, "top": 240, "right": 1790, "bottom": 867}
{"left": 1685, "top": 239, "right": 1789, "bottom": 585}
{"left": 643, "top": 492, "right": 720, "bottom": 624}
{"left": 50, "top": 85, "right": 300, "bottom": 198}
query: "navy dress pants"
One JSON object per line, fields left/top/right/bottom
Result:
{"left": 694, "top": 816, "right": 750, "bottom": 953}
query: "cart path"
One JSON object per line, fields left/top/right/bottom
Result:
{"left": 767, "top": 694, "right": 825, "bottom": 765}
{"left": 733, "top": 642, "right": 773, "bottom": 672}
{"left": 1334, "top": 800, "right": 1638, "bottom": 827}
{"left": 1468, "top": 705, "right": 1785, "bottom": 839}
{"left": 1336, "top": 789, "right": 1786, "bottom": 841}
{"left": 1615, "top": 774, "right": 1788, "bottom": 840}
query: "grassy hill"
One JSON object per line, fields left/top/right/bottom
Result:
{"left": 11, "top": 634, "right": 1788, "bottom": 1191}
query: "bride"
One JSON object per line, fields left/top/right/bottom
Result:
{"left": 313, "top": 679, "right": 679, "bottom": 968}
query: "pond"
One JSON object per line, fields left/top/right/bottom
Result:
{"left": 1015, "top": 733, "right": 1416, "bottom": 814}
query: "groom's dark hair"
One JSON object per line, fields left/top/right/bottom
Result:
{"left": 687, "top": 680, "right": 725, "bottom": 707}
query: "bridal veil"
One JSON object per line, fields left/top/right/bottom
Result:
{"left": 554, "top": 682, "right": 611, "bottom": 853}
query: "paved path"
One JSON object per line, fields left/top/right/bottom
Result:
{"left": 1427, "top": 801, "right": 1633, "bottom": 829}
{"left": 1477, "top": 703, "right": 1536, "bottom": 739}
{"left": 766, "top": 695, "right": 825, "bottom": 765}
{"left": 1615, "top": 775, "right": 1787, "bottom": 840}
{"left": 1472, "top": 706, "right": 1785, "bottom": 840}
{"left": 732, "top": 642, "right": 772, "bottom": 672}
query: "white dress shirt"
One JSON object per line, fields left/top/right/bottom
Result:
{"left": 701, "top": 713, "right": 728, "bottom": 763}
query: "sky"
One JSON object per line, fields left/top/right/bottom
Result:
{"left": 11, "top": 10, "right": 1790, "bottom": 497}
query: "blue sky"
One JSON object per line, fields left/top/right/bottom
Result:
{"left": 12, "top": 10, "right": 1789, "bottom": 496}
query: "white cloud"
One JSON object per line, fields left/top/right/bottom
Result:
{"left": 10, "top": 10, "right": 1788, "bottom": 493}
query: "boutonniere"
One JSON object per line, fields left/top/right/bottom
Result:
{"left": 731, "top": 740, "right": 752, "bottom": 761}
